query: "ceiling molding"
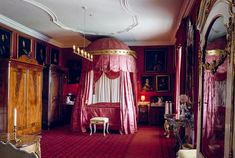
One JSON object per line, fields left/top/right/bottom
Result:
{"left": 23, "top": 0, "right": 139, "bottom": 35}
{"left": 118, "top": 0, "right": 139, "bottom": 34}
{"left": 23, "top": 0, "right": 80, "bottom": 33}
{"left": 170, "top": 0, "right": 195, "bottom": 43}
{"left": 126, "top": 40, "right": 174, "bottom": 46}
{"left": 0, "top": 14, "right": 64, "bottom": 47}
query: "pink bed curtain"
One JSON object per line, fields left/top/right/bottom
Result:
{"left": 202, "top": 55, "right": 227, "bottom": 158}
{"left": 71, "top": 54, "right": 137, "bottom": 134}
{"left": 71, "top": 59, "right": 92, "bottom": 132}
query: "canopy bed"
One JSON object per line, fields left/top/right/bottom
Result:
{"left": 71, "top": 38, "right": 138, "bottom": 134}
{"left": 196, "top": 0, "right": 234, "bottom": 158}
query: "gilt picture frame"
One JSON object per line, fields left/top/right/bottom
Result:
{"left": 0, "top": 27, "right": 12, "bottom": 58}
{"left": 18, "top": 35, "right": 31, "bottom": 58}
{"left": 144, "top": 49, "right": 167, "bottom": 72}
{"left": 36, "top": 42, "right": 47, "bottom": 65}
{"left": 156, "top": 75, "right": 170, "bottom": 92}
{"left": 50, "top": 48, "right": 59, "bottom": 65}
{"left": 141, "top": 75, "right": 154, "bottom": 92}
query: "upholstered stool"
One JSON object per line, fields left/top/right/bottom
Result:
{"left": 177, "top": 149, "right": 196, "bottom": 158}
{"left": 89, "top": 117, "right": 109, "bottom": 136}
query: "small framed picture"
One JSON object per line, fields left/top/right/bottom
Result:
{"left": 141, "top": 75, "right": 154, "bottom": 92}
{"left": 50, "top": 48, "right": 59, "bottom": 65}
{"left": 36, "top": 42, "right": 46, "bottom": 65}
{"left": 144, "top": 49, "right": 167, "bottom": 72}
{"left": 18, "top": 35, "right": 31, "bottom": 58}
{"left": 156, "top": 75, "right": 170, "bottom": 92}
{"left": 0, "top": 27, "right": 12, "bottom": 58}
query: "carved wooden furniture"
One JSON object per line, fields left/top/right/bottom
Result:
{"left": 89, "top": 117, "right": 109, "bottom": 136}
{"left": 0, "top": 133, "right": 41, "bottom": 158}
{"left": 149, "top": 106, "right": 165, "bottom": 126}
{"left": 196, "top": 1, "right": 234, "bottom": 158}
{"left": 42, "top": 64, "right": 67, "bottom": 129}
{"left": 0, "top": 55, "right": 43, "bottom": 135}
{"left": 138, "top": 102, "right": 149, "bottom": 124}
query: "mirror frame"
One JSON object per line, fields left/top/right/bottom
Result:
{"left": 196, "top": 0, "right": 234, "bottom": 158}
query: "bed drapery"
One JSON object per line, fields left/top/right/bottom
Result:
{"left": 71, "top": 54, "right": 137, "bottom": 134}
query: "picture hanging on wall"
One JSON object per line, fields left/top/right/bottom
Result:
{"left": 36, "top": 42, "right": 47, "bottom": 65}
{"left": 50, "top": 48, "right": 59, "bottom": 65}
{"left": 144, "top": 48, "right": 167, "bottom": 72}
{"left": 18, "top": 35, "right": 32, "bottom": 58}
{"left": 0, "top": 27, "right": 11, "bottom": 58}
{"left": 156, "top": 75, "right": 170, "bottom": 92}
{"left": 141, "top": 75, "right": 154, "bottom": 92}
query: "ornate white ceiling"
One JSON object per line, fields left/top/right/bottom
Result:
{"left": 0, "top": 0, "right": 194, "bottom": 48}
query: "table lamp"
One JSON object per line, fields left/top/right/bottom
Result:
{"left": 141, "top": 95, "right": 145, "bottom": 102}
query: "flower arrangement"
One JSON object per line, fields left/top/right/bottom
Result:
{"left": 179, "top": 94, "right": 193, "bottom": 128}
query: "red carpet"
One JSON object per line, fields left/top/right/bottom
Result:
{"left": 41, "top": 125, "right": 176, "bottom": 158}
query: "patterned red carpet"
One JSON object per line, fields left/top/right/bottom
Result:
{"left": 41, "top": 125, "right": 176, "bottom": 158}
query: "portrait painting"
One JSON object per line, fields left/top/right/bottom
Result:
{"left": 156, "top": 75, "right": 170, "bottom": 92}
{"left": 51, "top": 48, "right": 59, "bottom": 65}
{"left": 141, "top": 75, "right": 154, "bottom": 92}
{"left": 144, "top": 49, "right": 167, "bottom": 72}
{"left": 18, "top": 35, "right": 31, "bottom": 58}
{"left": 36, "top": 42, "right": 47, "bottom": 65}
{"left": 0, "top": 27, "right": 11, "bottom": 58}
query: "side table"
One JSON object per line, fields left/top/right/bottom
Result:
{"left": 138, "top": 102, "right": 150, "bottom": 124}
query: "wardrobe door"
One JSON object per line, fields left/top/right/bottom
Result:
{"left": 27, "top": 66, "right": 42, "bottom": 134}
{"left": 49, "top": 68, "right": 60, "bottom": 125}
{"left": 8, "top": 63, "right": 27, "bottom": 135}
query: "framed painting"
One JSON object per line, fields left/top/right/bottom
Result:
{"left": 144, "top": 49, "right": 167, "bottom": 72}
{"left": 18, "top": 35, "right": 31, "bottom": 58}
{"left": 50, "top": 48, "right": 59, "bottom": 65}
{"left": 156, "top": 75, "right": 170, "bottom": 92}
{"left": 36, "top": 42, "right": 47, "bottom": 65}
{"left": 141, "top": 75, "right": 154, "bottom": 92}
{"left": 0, "top": 27, "right": 12, "bottom": 58}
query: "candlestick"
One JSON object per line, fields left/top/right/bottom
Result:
{"left": 14, "top": 108, "right": 17, "bottom": 127}
{"left": 12, "top": 125, "right": 20, "bottom": 143}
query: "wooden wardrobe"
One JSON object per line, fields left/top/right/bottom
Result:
{"left": 42, "top": 64, "right": 67, "bottom": 129}
{"left": 0, "top": 55, "right": 43, "bottom": 135}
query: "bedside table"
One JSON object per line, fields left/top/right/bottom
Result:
{"left": 138, "top": 102, "right": 150, "bottom": 124}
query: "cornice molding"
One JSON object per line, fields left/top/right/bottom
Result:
{"left": 23, "top": 0, "right": 139, "bottom": 35}
{"left": 0, "top": 14, "right": 64, "bottom": 47}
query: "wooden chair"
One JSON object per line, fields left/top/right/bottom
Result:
{"left": 0, "top": 141, "right": 39, "bottom": 158}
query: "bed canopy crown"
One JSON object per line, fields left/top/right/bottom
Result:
{"left": 86, "top": 37, "right": 136, "bottom": 58}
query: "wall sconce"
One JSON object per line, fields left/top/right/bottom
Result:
{"left": 141, "top": 95, "right": 145, "bottom": 102}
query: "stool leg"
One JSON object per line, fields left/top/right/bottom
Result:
{"left": 103, "top": 122, "right": 106, "bottom": 136}
{"left": 106, "top": 122, "right": 109, "bottom": 134}
{"left": 90, "top": 123, "right": 92, "bottom": 136}
{"left": 94, "top": 124, "right": 96, "bottom": 133}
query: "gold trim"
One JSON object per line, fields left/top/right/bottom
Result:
{"left": 88, "top": 49, "right": 136, "bottom": 58}
{"left": 203, "top": 52, "right": 227, "bottom": 74}
{"left": 206, "top": 49, "right": 225, "bottom": 56}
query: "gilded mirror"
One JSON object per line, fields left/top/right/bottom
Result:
{"left": 200, "top": 16, "right": 227, "bottom": 158}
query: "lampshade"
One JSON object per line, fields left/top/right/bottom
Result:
{"left": 141, "top": 95, "right": 145, "bottom": 102}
